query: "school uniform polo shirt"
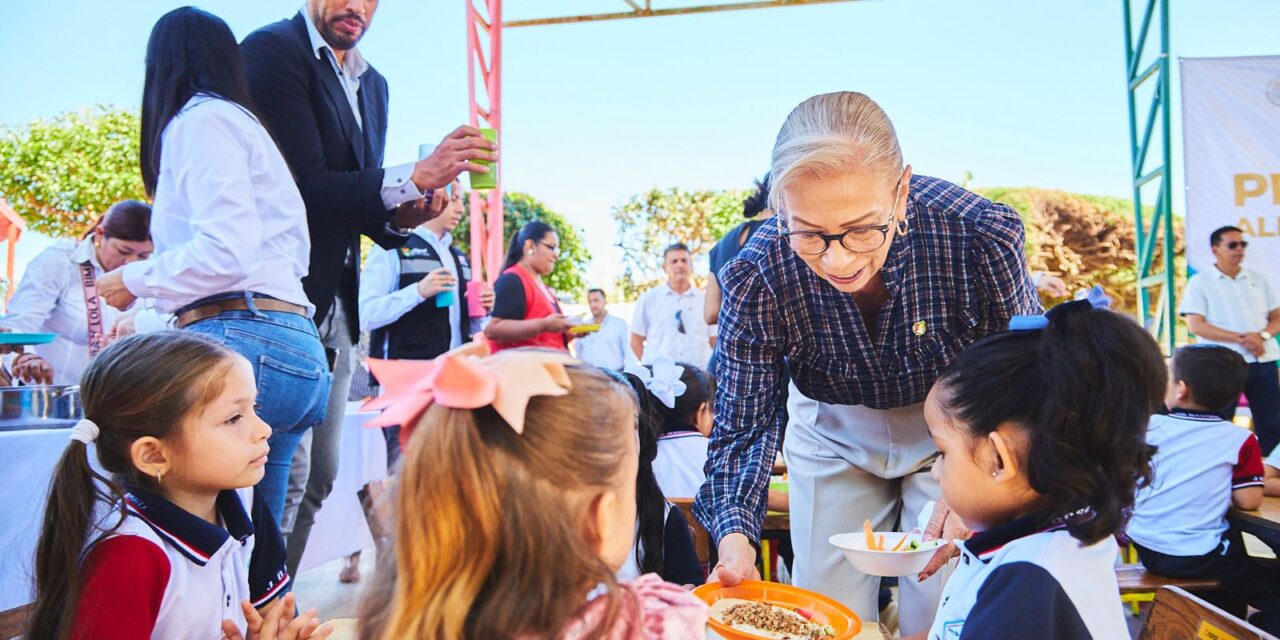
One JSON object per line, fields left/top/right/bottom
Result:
{"left": 71, "top": 487, "right": 290, "bottom": 640}
{"left": 1128, "top": 410, "right": 1264, "bottom": 556}
{"left": 928, "top": 515, "right": 1127, "bottom": 640}
{"left": 653, "top": 429, "right": 710, "bottom": 499}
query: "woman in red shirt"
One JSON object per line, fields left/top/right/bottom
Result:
{"left": 485, "top": 222, "right": 583, "bottom": 351}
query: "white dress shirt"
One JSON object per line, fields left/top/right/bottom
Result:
{"left": 631, "top": 283, "right": 713, "bottom": 367}
{"left": 573, "top": 314, "right": 635, "bottom": 371}
{"left": 360, "top": 228, "right": 482, "bottom": 352}
{"left": 301, "top": 7, "right": 422, "bottom": 210}
{"left": 0, "top": 238, "right": 167, "bottom": 385}
{"left": 122, "top": 96, "right": 313, "bottom": 314}
{"left": 1179, "top": 265, "right": 1280, "bottom": 363}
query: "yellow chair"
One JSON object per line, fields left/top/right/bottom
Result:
{"left": 1119, "top": 544, "right": 1151, "bottom": 616}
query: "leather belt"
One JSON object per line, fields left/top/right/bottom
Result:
{"left": 175, "top": 298, "right": 308, "bottom": 328}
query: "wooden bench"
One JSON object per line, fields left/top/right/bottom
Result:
{"left": 1116, "top": 565, "right": 1223, "bottom": 594}
{"left": 1140, "top": 586, "right": 1278, "bottom": 640}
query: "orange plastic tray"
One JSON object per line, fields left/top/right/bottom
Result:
{"left": 693, "top": 580, "right": 861, "bottom": 640}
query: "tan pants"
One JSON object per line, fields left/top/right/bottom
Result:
{"left": 783, "top": 383, "right": 951, "bottom": 636}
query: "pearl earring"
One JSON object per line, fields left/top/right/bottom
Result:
{"left": 991, "top": 471, "right": 998, "bottom": 478}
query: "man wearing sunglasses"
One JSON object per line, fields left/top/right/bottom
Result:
{"left": 1181, "top": 225, "right": 1280, "bottom": 455}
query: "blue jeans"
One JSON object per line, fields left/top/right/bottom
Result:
{"left": 183, "top": 299, "right": 331, "bottom": 523}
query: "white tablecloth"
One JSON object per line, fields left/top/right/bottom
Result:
{"left": 296, "top": 402, "right": 388, "bottom": 573}
{"left": 0, "top": 402, "right": 387, "bottom": 610}
{"left": 0, "top": 427, "right": 95, "bottom": 610}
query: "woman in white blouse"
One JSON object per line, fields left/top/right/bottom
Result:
{"left": 0, "top": 200, "right": 153, "bottom": 385}
{"left": 94, "top": 7, "right": 332, "bottom": 522}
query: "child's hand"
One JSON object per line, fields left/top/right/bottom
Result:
{"left": 221, "top": 593, "right": 332, "bottom": 640}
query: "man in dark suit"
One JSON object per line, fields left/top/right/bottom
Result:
{"left": 241, "top": 0, "right": 496, "bottom": 573}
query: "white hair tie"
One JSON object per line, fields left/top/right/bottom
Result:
{"left": 624, "top": 355, "right": 687, "bottom": 409}
{"left": 69, "top": 419, "right": 100, "bottom": 445}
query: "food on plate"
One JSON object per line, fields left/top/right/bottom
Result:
{"left": 859, "top": 518, "right": 936, "bottom": 552}
{"left": 709, "top": 598, "right": 836, "bottom": 640}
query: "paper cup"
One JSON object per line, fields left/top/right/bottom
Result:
{"left": 435, "top": 289, "right": 457, "bottom": 308}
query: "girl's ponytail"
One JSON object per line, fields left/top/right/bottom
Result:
{"left": 28, "top": 442, "right": 126, "bottom": 640}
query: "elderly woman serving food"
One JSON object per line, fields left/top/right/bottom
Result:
{"left": 695, "top": 91, "right": 1041, "bottom": 634}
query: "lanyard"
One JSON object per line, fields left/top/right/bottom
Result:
{"left": 78, "top": 261, "right": 105, "bottom": 357}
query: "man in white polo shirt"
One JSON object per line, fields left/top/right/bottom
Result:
{"left": 1181, "top": 225, "right": 1280, "bottom": 455}
{"left": 631, "top": 243, "right": 713, "bottom": 368}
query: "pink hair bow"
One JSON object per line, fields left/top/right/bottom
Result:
{"left": 361, "top": 340, "right": 578, "bottom": 445}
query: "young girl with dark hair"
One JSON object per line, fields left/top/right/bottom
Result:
{"left": 26, "top": 332, "right": 329, "bottom": 640}
{"left": 914, "top": 300, "right": 1166, "bottom": 639}
{"left": 357, "top": 348, "right": 705, "bottom": 639}
{"left": 608, "top": 365, "right": 706, "bottom": 586}
{"left": 645, "top": 360, "right": 714, "bottom": 499}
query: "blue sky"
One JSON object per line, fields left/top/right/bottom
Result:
{"left": 2, "top": 0, "right": 1278, "bottom": 287}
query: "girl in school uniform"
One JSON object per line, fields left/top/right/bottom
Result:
{"left": 643, "top": 358, "right": 715, "bottom": 501}
{"left": 356, "top": 347, "right": 707, "bottom": 639}
{"left": 911, "top": 300, "right": 1167, "bottom": 639}
{"left": 25, "top": 331, "right": 329, "bottom": 640}
{"left": 608, "top": 363, "right": 707, "bottom": 587}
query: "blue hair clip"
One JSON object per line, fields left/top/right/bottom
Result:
{"left": 1078, "top": 285, "right": 1112, "bottom": 310}
{"left": 1011, "top": 285, "right": 1113, "bottom": 332}
{"left": 1009, "top": 315, "right": 1050, "bottom": 332}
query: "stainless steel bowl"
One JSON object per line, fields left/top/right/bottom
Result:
{"left": 0, "top": 385, "right": 83, "bottom": 431}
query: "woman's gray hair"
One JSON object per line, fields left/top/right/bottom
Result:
{"left": 769, "top": 92, "right": 904, "bottom": 212}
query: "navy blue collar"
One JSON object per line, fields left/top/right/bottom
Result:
{"left": 124, "top": 486, "right": 253, "bottom": 566}
{"left": 1166, "top": 407, "right": 1226, "bottom": 421}
{"left": 964, "top": 507, "right": 1090, "bottom": 563}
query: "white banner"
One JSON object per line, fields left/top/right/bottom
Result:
{"left": 1182, "top": 56, "right": 1280, "bottom": 274}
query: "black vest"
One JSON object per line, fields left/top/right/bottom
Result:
{"left": 369, "top": 234, "right": 471, "bottom": 360}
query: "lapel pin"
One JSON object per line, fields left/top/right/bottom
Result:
{"left": 912, "top": 321, "right": 927, "bottom": 336}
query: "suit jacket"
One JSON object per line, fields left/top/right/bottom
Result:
{"left": 241, "top": 12, "right": 409, "bottom": 341}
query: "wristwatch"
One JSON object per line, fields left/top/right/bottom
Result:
{"left": 1262, "top": 330, "right": 1274, "bottom": 341}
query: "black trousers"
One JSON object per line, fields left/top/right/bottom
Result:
{"left": 1136, "top": 529, "right": 1280, "bottom": 634}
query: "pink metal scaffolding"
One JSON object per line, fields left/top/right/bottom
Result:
{"left": 463, "top": 0, "right": 859, "bottom": 286}
{"left": 466, "top": 0, "right": 504, "bottom": 287}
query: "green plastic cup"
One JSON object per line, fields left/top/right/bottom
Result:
{"left": 469, "top": 128, "right": 497, "bottom": 190}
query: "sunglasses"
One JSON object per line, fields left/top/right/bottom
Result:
{"left": 676, "top": 309, "right": 686, "bottom": 334}
{"left": 1222, "top": 241, "right": 1248, "bottom": 250}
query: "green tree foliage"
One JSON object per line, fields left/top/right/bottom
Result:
{"left": 611, "top": 187, "right": 751, "bottom": 299}
{"left": 454, "top": 191, "right": 591, "bottom": 298}
{"left": 0, "top": 106, "right": 145, "bottom": 237}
